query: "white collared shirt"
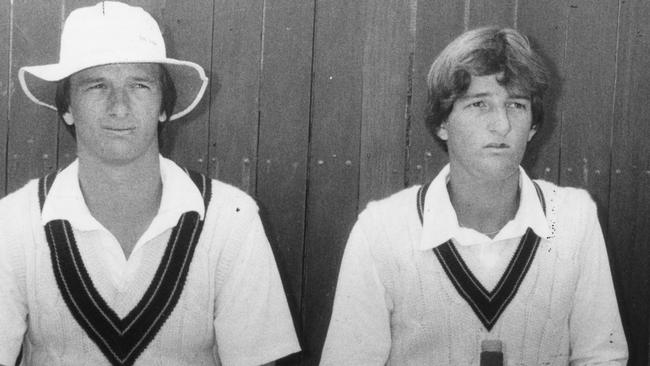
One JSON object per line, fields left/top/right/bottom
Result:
{"left": 40, "top": 155, "right": 205, "bottom": 290}
{"left": 420, "top": 164, "right": 551, "bottom": 249}
{"left": 419, "top": 164, "right": 552, "bottom": 290}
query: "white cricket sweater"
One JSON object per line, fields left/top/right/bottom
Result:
{"left": 0, "top": 159, "right": 300, "bottom": 366}
{"left": 321, "top": 175, "right": 627, "bottom": 365}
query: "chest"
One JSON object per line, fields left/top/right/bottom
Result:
{"left": 22, "top": 226, "right": 218, "bottom": 362}
{"left": 382, "top": 234, "right": 579, "bottom": 365}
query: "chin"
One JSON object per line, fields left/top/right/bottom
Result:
{"left": 477, "top": 160, "right": 520, "bottom": 180}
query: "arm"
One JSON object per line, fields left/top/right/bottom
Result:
{"left": 568, "top": 195, "right": 628, "bottom": 365}
{"left": 320, "top": 217, "right": 392, "bottom": 366}
{"left": 0, "top": 225, "right": 28, "bottom": 365}
{"left": 213, "top": 210, "right": 300, "bottom": 366}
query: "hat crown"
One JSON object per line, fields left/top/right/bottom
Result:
{"left": 60, "top": 1, "right": 166, "bottom": 64}
{"left": 18, "top": 1, "right": 208, "bottom": 121}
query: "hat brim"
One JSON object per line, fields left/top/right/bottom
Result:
{"left": 19, "top": 58, "right": 208, "bottom": 121}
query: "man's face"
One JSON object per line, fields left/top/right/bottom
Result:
{"left": 63, "top": 63, "right": 165, "bottom": 165}
{"left": 437, "top": 73, "right": 536, "bottom": 182}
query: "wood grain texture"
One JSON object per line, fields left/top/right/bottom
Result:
{"left": 516, "top": 0, "right": 567, "bottom": 183}
{"left": 468, "top": 0, "right": 517, "bottom": 28}
{"left": 407, "top": 0, "right": 465, "bottom": 185}
{"left": 158, "top": 0, "right": 213, "bottom": 173}
{"left": 558, "top": 0, "right": 619, "bottom": 214}
{"left": 358, "top": 0, "right": 410, "bottom": 207}
{"left": 255, "top": 1, "right": 314, "bottom": 361}
{"left": 208, "top": 0, "right": 263, "bottom": 193}
{"left": 608, "top": 0, "right": 650, "bottom": 363}
{"left": 0, "top": 0, "right": 11, "bottom": 196}
{"left": 301, "top": 0, "right": 365, "bottom": 363}
{"left": 7, "top": 0, "right": 62, "bottom": 193}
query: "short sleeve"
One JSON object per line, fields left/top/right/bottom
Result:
{"left": 568, "top": 192, "right": 628, "bottom": 365}
{"left": 320, "top": 215, "right": 392, "bottom": 366}
{"left": 213, "top": 211, "right": 300, "bottom": 366}
{"left": 0, "top": 225, "right": 28, "bottom": 365}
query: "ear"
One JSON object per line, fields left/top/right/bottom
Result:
{"left": 527, "top": 124, "right": 538, "bottom": 141}
{"left": 436, "top": 121, "right": 449, "bottom": 141}
{"left": 158, "top": 111, "right": 167, "bottom": 123}
{"left": 62, "top": 112, "right": 74, "bottom": 126}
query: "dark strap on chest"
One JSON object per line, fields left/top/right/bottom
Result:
{"left": 416, "top": 180, "right": 545, "bottom": 331}
{"left": 39, "top": 169, "right": 211, "bottom": 366}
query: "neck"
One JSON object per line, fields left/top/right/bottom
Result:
{"left": 447, "top": 166, "right": 520, "bottom": 238}
{"left": 77, "top": 154, "right": 162, "bottom": 257}
{"left": 78, "top": 154, "right": 162, "bottom": 209}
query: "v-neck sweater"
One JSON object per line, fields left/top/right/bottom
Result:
{"left": 0, "top": 165, "right": 300, "bottom": 365}
{"left": 321, "top": 177, "right": 627, "bottom": 365}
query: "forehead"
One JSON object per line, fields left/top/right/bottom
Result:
{"left": 462, "top": 73, "right": 528, "bottom": 99}
{"left": 70, "top": 63, "right": 161, "bottom": 83}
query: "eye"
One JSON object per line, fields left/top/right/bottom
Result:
{"left": 469, "top": 100, "right": 487, "bottom": 108}
{"left": 133, "top": 82, "right": 151, "bottom": 89}
{"left": 507, "top": 101, "right": 529, "bottom": 110}
{"left": 87, "top": 83, "right": 106, "bottom": 90}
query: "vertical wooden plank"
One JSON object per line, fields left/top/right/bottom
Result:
{"left": 7, "top": 0, "right": 63, "bottom": 193}
{"left": 408, "top": 1, "right": 465, "bottom": 185}
{"left": 255, "top": 0, "right": 314, "bottom": 362}
{"left": 0, "top": 0, "right": 11, "bottom": 197}
{"left": 158, "top": 0, "right": 213, "bottom": 173}
{"left": 559, "top": 0, "right": 618, "bottom": 214}
{"left": 468, "top": 0, "right": 517, "bottom": 28}
{"left": 302, "top": 0, "right": 364, "bottom": 364}
{"left": 516, "top": 0, "right": 568, "bottom": 182}
{"left": 208, "top": 0, "right": 263, "bottom": 193}
{"left": 358, "top": 0, "right": 410, "bottom": 207}
{"left": 609, "top": 0, "right": 650, "bottom": 363}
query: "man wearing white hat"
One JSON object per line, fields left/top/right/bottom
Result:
{"left": 0, "top": 2, "right": 300, "bottom": 365}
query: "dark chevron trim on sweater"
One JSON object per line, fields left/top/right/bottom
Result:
{"left": 433, "top": 229, "right": 540, "bottom": 330}
{"left": 39, "top": 169, "right": 211, "bottom": 366}
{"left": 416, "top": 179, "right": 545, "bottom": 331}
{"left": 38, "top": 170, "right": 57, "bottom": 211}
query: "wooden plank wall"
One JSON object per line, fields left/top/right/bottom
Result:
{"left": 2, "top": 1, "right": 649, "bottom": 365}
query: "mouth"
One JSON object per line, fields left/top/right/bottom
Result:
{"left": 484, "top": 143, "right": 510, "bottom": 149}
{"left": 103, "top": 127, "right": 135, "bottom": 135}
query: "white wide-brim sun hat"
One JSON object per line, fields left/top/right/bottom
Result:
{"left": 18, "top": 1, "right": 208, "bottom": 121}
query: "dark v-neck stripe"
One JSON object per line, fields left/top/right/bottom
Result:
{"left": 39, "top": 169, "right": 210, "bottom": 366}
{"left": 416, "top": 180, "right": 545, "bottom": 331}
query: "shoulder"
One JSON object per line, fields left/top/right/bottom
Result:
{"left": 352, "top": 186, "right": 421, "bottom": 253}
{"left": 533, "top": 179, "right": 599, "bottom": 242}
{"left": 533, "top": 179, "right": 597, "bottom": 216}
{"left": 208, "top": 179, "right": 258, "bottom": 214}
{"left": 203, "top": 179, "right": 260, "bottom": 234}
{"left": 0, "top": 179, "right": 40, "bottom": 258}
{"left": 359, "top": 185, "right": 420, "bottom": 223}
{"left": 0, "top": 179, "right": 39, "bottom": 223}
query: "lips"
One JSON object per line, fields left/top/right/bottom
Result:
{"left": 484, "top": 142, "right": 509, "bottom": 149}
{"left": 103, "top": 126, "right": 135, "bottom": 135}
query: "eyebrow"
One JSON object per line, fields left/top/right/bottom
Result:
{"left": 129, "top": 75, "right": 158, "bottom": 83}
{"left": 73, "top": 75, "right": 158, "bottom": 86}
{"left": 73, "top": 77, "right": 105, "bottom": 85}
{"left": 459, "top": 92, "right": 531, "bottom": 100}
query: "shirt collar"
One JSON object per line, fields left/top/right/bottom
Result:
{"left": 41, "top": 155, "right": 205, "bottom": 243}
{"left": 418, "top": 164, "right": 551, "bottom": 250}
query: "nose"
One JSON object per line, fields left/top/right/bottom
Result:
{"left": 488, "top": 106, "right": 511, "bottom": 135}
{"left": 107, "top": 87, "right": 130, "bottom": 118}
